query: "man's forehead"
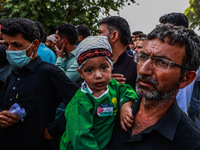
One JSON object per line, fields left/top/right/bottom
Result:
{"left": 3, "top": 33, "right": 20, "bottom": 39}
{"left": 3, "top": 33, "right": 28, "bottom": 44}
{"left": 141, "top": 39, "right": 168, "bottom": 55}
{"left": 142, "top": 38, "right": 186, "bottom": 58}
{"left": 99, "top": 24, "right": 109, "bottom": 30}
{"left": 143, "top": 39, "right": 160, "bottom": 50}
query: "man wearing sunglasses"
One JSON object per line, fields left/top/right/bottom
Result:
{"left": 108, "top": 23, "right": 200, "bottom": 150}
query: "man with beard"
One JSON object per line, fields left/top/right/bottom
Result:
{"left": 108, "top": 23, "right": 200, "bottom": 150}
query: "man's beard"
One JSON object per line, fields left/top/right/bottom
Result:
{"left": 136, "top": 75, "right": 180, "bottom": 102}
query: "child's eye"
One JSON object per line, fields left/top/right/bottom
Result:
{"left": 86, "top": 69, "right": 93, "bottom": 73}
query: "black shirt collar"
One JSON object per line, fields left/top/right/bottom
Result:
{"left": 25, "top": 56, "right": 42, "bottom": 72}
{"left": 155, "top": 100, "right": 181, "bottom": 141}
{"left": 12, "top": 56, "right": 42, "bottom": 74}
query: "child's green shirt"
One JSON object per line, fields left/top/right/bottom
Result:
{"left": 60, "top": 78, "right": 138, "bottom": 150}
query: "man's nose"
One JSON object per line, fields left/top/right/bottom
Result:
{"left": 138, "top": 59, "right": 153, "bottom": 75}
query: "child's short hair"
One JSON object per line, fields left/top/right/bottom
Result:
{"left": 76, "top": 36, "right": 113, "bottom": 68}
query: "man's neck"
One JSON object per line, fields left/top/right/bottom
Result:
{"left": 111, "top": 43, "right": 127, "bottom": 64}
{"left": 139, "top": 97, "right": 175, "bottom": 118}
{"left": 131, "top": 97, "right": 176, "bottom": 137}
{"left": 65, "top": 45, "right": 76, "bottom": 58}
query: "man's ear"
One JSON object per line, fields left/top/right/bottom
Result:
{"left": 110, "top": 31, "right": 119, "bottom": 43}
{"left": 33, "top": 39, "right": 40, "bottom": 51}
{"left": 32, "top": 39, "right": 40, "bottom": 54}
{"left": 78, "top": 35, "right": 84, "bottom": 43}
{"left": 30, "top": 39, "right": 39, "bottom": 59}
{"left": 179, "top": 71, "right": 196, "bottom": 89}
{"left": 77, "top": 68, "right": 84, "bottom": 78}
{"left": 62, "top": 38, "right": 68, "bottom": 46}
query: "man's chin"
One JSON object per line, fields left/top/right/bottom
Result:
{"left": 137, "top": 89, "right": 159, "bottom": 100}
{"left": 136, "top": 83, "right": 160, "bottom": 99}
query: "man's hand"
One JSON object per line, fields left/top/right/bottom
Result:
{"left": 44, "top": 127, "right": 53, "bottom": 140}
{"left": 55, "top": 45, "right": 65, "bottom": 58}
{"left": 120, "top": 101, "right": 134, "bottom": 132}
{"left": 0, "top": 110, "right": 20, "bottom": 128}
{"left": 112, "top": 74, "right": 126, "bottom": 84}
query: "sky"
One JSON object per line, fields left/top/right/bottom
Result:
{"left": 109, "top": 0, "right": 195, "bottom": 34}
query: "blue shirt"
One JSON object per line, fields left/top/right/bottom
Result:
{"left": 176, "top": 67, "right": 200, "bottom": 114}
{"left": 37, "top": 43, "right": 56, "bottom": 64}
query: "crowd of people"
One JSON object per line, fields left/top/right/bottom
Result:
{"left": 0, "top": 12, "right": 200, "bottom": 150}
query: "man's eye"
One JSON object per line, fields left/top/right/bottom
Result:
{"left": 102, "top": 66, "right": 108, "bottom": 70}
{"left": 156, "top": 59, "right": 168, "bottom": 66}
{"left": 140, "top": 54, "right": 147, "bottom": 60}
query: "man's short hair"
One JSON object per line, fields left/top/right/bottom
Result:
{"left": 76, "top": 25, "right": 90, "bottom": 39}
{"left": 148, "top": 23, "right": 200, "bottom": 72}
{"left": 159, "top": 12, "right": 189, "bottom": 28}
{"left": 34, "top": 21, "right": 46, "bottom": 43}
{"left": 99, "top": 16, "right": 131, "bottom": 46}
{"left": 1, "top": 18, "right": 40, "bottom": 42}
{"left": 132, "top": 31, "right": 143, "bottom": 36}
{"left": 55, "top": 23, "right": 78, "bottom": 45}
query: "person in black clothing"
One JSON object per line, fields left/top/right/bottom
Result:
{"left": 0, "top": 45, "right": 13, "bottom": 89}
{"left": 129, "top": 31, "right": 144, "bottom": 52}
{"left": 0, "top": 18, "right": 79, "bottom": 150}
{"left": 108, "top": 23, "right": 200, "bottom": 150}
{"left": 0, "top": 25, "right": 14, "bottom": 90}
{"left": 98, "top": 16, "right": 137, "bottom": 90}
{"left": 76, "top": 24, "right": 90, "bottom": 44}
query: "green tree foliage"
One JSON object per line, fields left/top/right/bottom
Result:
{"left": 185, "top": 0, "right": 200, "bottom": 31}
{"left": 0, "top": 0, "right": 136, "bottom": 34}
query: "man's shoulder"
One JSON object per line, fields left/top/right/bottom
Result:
{"left": 122, "top": 51, "right": 135, "bottom": 63}
{"left": 175, "top": 112, "right": 200, "bottom": 143}
{"left": 36, "top": 61, "right": 64, "bottom": 74}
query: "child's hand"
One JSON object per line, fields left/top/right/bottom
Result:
{"left": 120, "top": 101, "right": 134, "bottom": 132}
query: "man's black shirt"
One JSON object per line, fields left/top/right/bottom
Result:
{"left": 108, "top": 98, "right": 200, "bottom": 150}
{"left": 0, "top": 57, "right": 79, "bottom": 150}
{"left": 112, "top": 50, "right": 137, "bottom": 89}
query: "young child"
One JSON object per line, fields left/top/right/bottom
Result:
{"left": 60, "top": 36, "right": 138, "bottom": 150}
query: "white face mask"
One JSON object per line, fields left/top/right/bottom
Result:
{"left": 6, "top": 42, "right": 34, "bottom": 67}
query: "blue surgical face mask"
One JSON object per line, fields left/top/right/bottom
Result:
{"left": 6, "top": 42, "right": 34, "bottom": 67}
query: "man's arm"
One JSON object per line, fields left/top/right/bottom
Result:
{"left": 65, "top": 61, "right": 81, "bottom": 83}
{"left": 43, "top": 68, "right": 79, "bottom": 139}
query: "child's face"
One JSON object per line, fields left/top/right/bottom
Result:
{"left": 78, "top": 56, "right": 112, "bottom": 95}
